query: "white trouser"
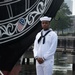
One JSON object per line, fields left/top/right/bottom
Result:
{"left": 36, "top": 59, "right": 54, "bottom": 75}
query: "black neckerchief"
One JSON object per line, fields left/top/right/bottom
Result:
{"left": 38, "top": 30, "right": 51, "bottom": 44}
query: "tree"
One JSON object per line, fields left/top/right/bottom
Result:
{"left": 50, "top": 3, "right": 73, "bottom": 34}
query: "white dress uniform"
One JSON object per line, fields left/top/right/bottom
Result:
{"left": 33, "top": 28, "right": 58, "bottom": 75}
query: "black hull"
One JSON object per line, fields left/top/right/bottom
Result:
{"left": 0, "top": 0, "right": 64, "bottom": 72}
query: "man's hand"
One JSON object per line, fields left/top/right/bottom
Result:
{"left": 36, "top": 58, "right": 44, "bottom": 64}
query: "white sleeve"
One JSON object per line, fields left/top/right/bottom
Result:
{"left": 33, "top": 34, "right": 38, "bottom": 58}
{"left": 44, "top": 32, "right": 58, "bottom": 60}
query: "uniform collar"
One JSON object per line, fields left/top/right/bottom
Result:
{"left": 42, "top": 28, "right": 52, "bottom": 32}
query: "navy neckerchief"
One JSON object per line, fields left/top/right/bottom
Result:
{"left": 38, "top": 30, "right": 51, "bottom": 44}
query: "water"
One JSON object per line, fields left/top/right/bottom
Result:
{"left": 19, "top": 52, "right": 73, "bottom": 75}
{"left": 53, "top": 52, "right": 72, "bottom": 75}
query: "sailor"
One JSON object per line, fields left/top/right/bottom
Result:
{"left": 33, "top": 16, "right": 58, "bottom": 75}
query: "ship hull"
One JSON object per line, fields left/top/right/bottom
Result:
{"left": 0, "top": 0, "right": 64, "bottom": 74}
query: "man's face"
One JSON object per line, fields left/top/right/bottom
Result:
{"left": 41, "top": 21, "right": 50, "bottom": 30}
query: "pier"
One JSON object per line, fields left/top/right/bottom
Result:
{"left": 9, "top": 36, "right": 75, "bottom": 75}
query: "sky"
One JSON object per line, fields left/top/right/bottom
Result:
{"left": 64, "top": 0, "right": 75, "bottom": 15}
{"left": 73, "top": 0, "right": 75, "bottom": 15}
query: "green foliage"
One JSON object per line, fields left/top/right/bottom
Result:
{"left": 50, "top": 3, "right": 73, "bottom": 32}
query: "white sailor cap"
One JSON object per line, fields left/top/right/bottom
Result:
{"left": 40, "top": 16, "right": 51, "bottom": 21}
